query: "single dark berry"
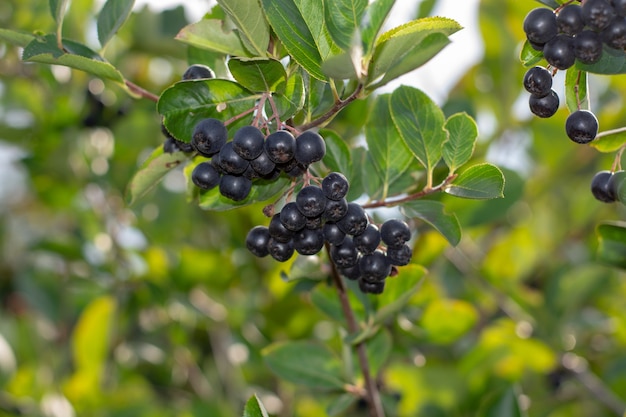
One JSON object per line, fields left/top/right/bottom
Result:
{"left": 574, "top": 30, "right": 604, "bottom": 64}
{"left": 218, "top": 142, "right": 249, "bottom": 175}
{"left": 163, "top": 137, "right": 179, "bottom": 153}
{"left": 242, "top": 164, "right": 259, "bottom": 180}
{"left": 250, "top": 150, "right": 276, "bottom": 176}
{"left": 323, "top": 222, "right": 346, "bottom": 246}
{"left": 524, "top": 8, "right": 558, "bottom": 44}
{"left": 284, "top": 163, "right": 307, "bottom": 178}
{"left": 162, "top": 123, "right": 194, "bottom": 152}
{"left": 359, "top": 251, "right": 391, "bottom": 283}
{"left": 612, "top": 0, "right": 626, "bottom": 16}
{"left": 339, "top": 264, "right": 361, "bottom": 280}
{"left": 293, "top": 228, "right": 325, "bottom": 255}
{"left": 324, "top": 198, "right": 349, "bottom": 222}
{"left": 296, "top": 186, "right": 327, "bottom": 218}
{"left": 543, "top": 34, "right": 576, "bottom": 70}
{"left": 261, "top": 168, "right": 282, "bottom": 181}
{"left": 529, "top": 39, "right": 546, "bottom": 51}
{"left": 268, "top": 237, "right": 294, "bottom": 262}
{"left": 601, "top": 18, "right": 626, "bottom": 49}
{"left": 305, "top": 215, "right": 323, "bottom": 230}
{"left": 582, "top": 0, "right": 615, "bottom": 31}
{"left": 246, "top": 226, "right": 271, "bottom": 257}
{"left": 276, "top": 158, "right": 298, "bottom": 173}
{"left": 280, "top": 202, "right": 307, "bottom": 231}
{"left": 380, "top": 219, "right": 411, "bottom": 248}
{"left": 192, "top": 118, "right": 228, "bottom": 157}
{"left": 269, "top": 213, "right": 294, "bottom": 243}
{"left": 523, "top": 66, "right": 553, "bottom": 97}
{"left": 337, "top": 203, "right": 369, "bottom": 236}
{"left": 557, "top": 5, "right": 584, "bottom": 36}
{"left": 529, "top": 90, "right": 560, "bottom": 118}
{"left": 295, "top": 131, "right": 326, "bottom": 165}
{"left": 387, "top": 244, "right": 413, "bottom": 266}
{"left": 330, "top": 238, "right": 359, "bottom": 268}
{"left": 353, "top": 224, "right": 381, "bottom": 255}
{"left": 182, "top": 64, "right": 215, "bottom": 80}
{"left": 233, "top": 126, "right": 265, "bottom": 160}
{"left": 219, "top": 175, "right": 252, "bottom": 201}
{"left": 565, "top": 110, "right": 599, "bottom": 144}
{"left": 265, "top": 130, "right": 296, "bottom": 164}
{"left": 358, "top": 279, "right": 385, "bottom": 295}
{"left": 322, "top": 172, "right": 350, "bottom": 200}
{"left": 191, "top": 161, "right": 221, "bottom": 190}
{"left": 591, "top": 170, "right": 617, "bottom": 202}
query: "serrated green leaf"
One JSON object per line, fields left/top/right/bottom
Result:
{"left": 157, "top": 79, "right": 259, "bottom": 143}
{"left": 366, "top": 94, "right": 414, "bottom": 200}
{"left": 362, "top": 150, "right": 384, "bottom": 200}
{"left": 175, "top": 19, "right": 251, "bottom": 57}
{"left": 445, "top": 163, "right": 505, "bottom": 200}
{"left": 401, "top": 200, "right": 462, "bottom": 246}
{"left": 443, "top": 112, "right": 478, "bottom": 174}
{"left": 390, "top": 85, "right": 446, "bottom": 180}
{"left": 217, "top": 0, "right": 270, "bottom": 56}
{"left": 261, "top": 0, "right": 326, "bottom": 80}
{"left": 243, "top": 395, "right": 269, "bottom": 417}
{"left": 22, "top": 34, "right": 126, "bottom": 86}
{"left": 327, "top": 394, "right": 358, "bottom": 416}
{"left": 576, "top": 45, "right": 626, "bottom": 74}
{"left": 366, "top": 328, "right": 392, "bottom": 376}
{"left": 228, "top": 58, "right": 286, "bottom": 92}
{"left": 97, "top": 0, "right": 135, "bottom": 49}
{"left": 361, "top": 0, "right": 395, "bottom": 58}
{"left": 367, "top": 17, "right": 461, "bottom": 89}
{"left": 590, "top": 128, "right": 626, "bottom": 153}
{"left": 565, "top": 68, "right": 588, "bottom": 113}
{"left": 0, "top": 28, "right": 36, "bottom": 47}
{"left": 262, "top": 341, "right": 346, "bottom": 390}
{"left": 519, "top": 40, "right": 544, "bottom": 67}
{"left": 294, "top": 0, "right": 342, "bottom": 61}
{"left": 324, "top": 0, "right": 367, "bottom": 51}
{"left": 321, "top": 52, "right": 359, "bottom": 80}
{"left": 126, "top": 146, "right": 186, "bottom": 205}
{"left": 597, "top": 222, "right": 626, "bottom": 269}
{"left": 321, "top": 129, "right": 352, "bottom": 176}
{"left": 271, "top": 72, "right": 306, "bottom": 120}
{"left": 49, "top": 0, "right": 69, "bottom": 22}
{"left": 374, "top": 264, "right": 426, "bottom": 325}
{"left": 197, "top": 176, "right": 291, "bottom": 211}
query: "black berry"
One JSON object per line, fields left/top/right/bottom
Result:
{"left": 358, "top": 279, "right": 385, "bottom": 294}
{"left": 523, "top": 66, "right": 553, "bottom": 97}
{"left": 529, "top": 90, "right": 559, "bottom": 118}
{"left": 387, "top": 244, "right": 413, "bottom": 266}
{"left": 296, "top": 186, "right": 327, "bottom": 218}
{"left": 250, "top": 150, "right": 276, "bottom": 176}
{"left": 582, "top": 0, "right": 615, "bottom": 31}
{"left": 219, "top": 174, "right": 252, "bottom": 201}
{"left": 218, "top": 142, "right": 249, "bottom": 175}
{"left": 565, "top": 110, "right": 599, "bottom": 144}
{"left": 293, "top": 228, "right": 325, "bottom": 255}
{"left": 359, "top": 251, "right": 391, "bottom": 282}
{"left": 524, "top": 8, "right": 558, "bottom": 44}
{"left": 330, "top": 238, "right": 359, "bottom": 268}
{"left": 557, "top": 5, "right": 584, "bottom": 36}
{"left": 323, "top": 222, "right": 346, "bottom": 246}
{"left": 324, "top": 198, "right": 349, "bottom": 222}
{"left": 380, "top": 219, "right": 411, "bottom": 248}
{"left": 246, "top": 226, "right": 271, "bottom": 257}
{"left": 339, "top": 264, "right": 361, "bottom": 280}
{"left": 353, "top": 224, "right": 381, "bottom": 255}
{"left": 574, "top": 30, "right": 604, "bottom": 64}
{"left": 337, "top": 203, "right": 369, "bottom": 236}
{"left": 269, "top": 213, "right": 294, "bottom": 243}
{"left": 612, "top": 0, "right": 626, "bottom": 16}
{"left": 602, "top": 18, "right": 626, "bottom": 49}
{"left": 182, "top": 64, "right": 215, "bottom": 80}
{"left": 543, "top": 34, "right": 576, "bottom": 70}
{"left": 268, "top": 238, "right": 294, "bottom": 262}
{"left": 233, "top": 126, "right": 265, "bottom": 160}
{"left": 322, "top": 172, "right": 350, "bottom": 200}
{"left": 265, "top": 130, "right": 296, "bottom": 164}
{"left": 280, "top": 202, "right": 307, "bottom": 231}
{"left": 295, "top": 131, "right": 326, "bottom": 165}
{"left": 192, "top": 118, "right": 228, "bottom": 157}
{"left": 591, "top": 170, "right": 617, "bottom": 202}
{"left": 191, "top": 161, "right": 221, "bottom": 190}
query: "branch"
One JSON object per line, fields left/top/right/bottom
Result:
{"left": 325, "top": 244, "right": 386, "bottom": 417}
{"left": 297, "top": 83, "right": 364, "bottom": 131}
{"left": 125, "top": 80, "right": 159, "bottom": 103}
{"left": 362, "top": 174, "right": 457, "bottom": 209}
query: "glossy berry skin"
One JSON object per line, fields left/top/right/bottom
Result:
{"left": 387, "top": 244, "right": 413, "bottom": 266}
{"left": 305, "top": 215, "right": 323, "bottom": 230}
{"left": 192, "top": 118, "right": 228, "bottom": 157}
{"left": 323, "top": 222, "right": 346, "bottom": 246}
{"left": 250, "top": 150, "right": 276, "bottom": 176}
{"left": 324, "top": 197, "right": 349, "bottom": 222}
{"left": 591, "top": 170, "right": 617, "bottom": 202}
{"left": 353, "top": 224, "right": 381, "bottom": 255}
{"left": 162, "top": 123, "right": 194, "bottom": 153}
{"left": 218, "top": 142, "right": 249, "bottom": 175}
{"left": 268, "top": 238, "right": 294, "bottom": 262}
{"left": 322, "top": 172, "right": 350, "bottom": 200}
{"left": 543, "top": 35, "right": 575, "bottom": 70}
{"left": 359, "top": 279, "right": 385, "bottom": 295}
{"left": 557, "top": 5, "right": 584, "bottom": 36}
{"left": 529, "top": 90, "right": 559, "bottom": 118}
{"left": 612, "top": 0, "right": 626, "bottom": 16}
{"left": 574, "top": 31, "right": 604, "bottom": 64}
{"left": 192, "top": 161, "right": 221, "bottom": 190}
{"left": 582, "top": 0, "right": 615, "bottom": 31}
{"left": 339, "top": 264, "right": 361, "bottom": 280}
{"left": 380, "top": 219, "right": 411, "bottom": 248}
{"left": 293, "top": 228, "right": 325, "bottom": 255}
{"left": 295, "top": 131, "right": 326, "bottom": 165}
{"left": 565, "top": 110, "right": 599, "bottom": 144}
{"left": 182, "top": 64, "right": 215, "bottom": 80}
{"left": 359, "top": 251, "right": 391, "bottom": 283}
{"left": 269, "top": 213, "right": 293, "bottom": 243}
{"left": 219, "top": 175, "right": 252, "bottom": 201}
{"left": 296, "top": 186, "right": 327, "bottom": 218}
{"left": 337, "top": 203, "right": 369, "bottom": 236}
{"left": 246, "top": 226, "right": 271, "bottom": 257}
{"left": 602, "top": 18, "right": 626, "bottom": 50}
{"left": 523, "top": 66, "right": 553, "bottom": 97}
{"left": 233, "top": 126, "right": 265, "bottom": 160}
{"left": 265, "top": 131, "right": 296, "bottom": 164}
{"left": 330, "top": 238, "right": 359, "bottom": 268}
{"left": 524, "top": 8, "right": 558, "bottom": 44}
{"left": 163, "top": 137, "right": 179, "bottom": 153}
{"left": 280, "top": 202, "right": 307, "bottom": 231}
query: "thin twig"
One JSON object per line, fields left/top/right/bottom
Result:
{"left": 125, "top": 80, "right": 159, "bottom": 103}
{"left": 297, "top": 83, "right": 364, "bottom": 131}
{"left": 362, "top": 174, "right": 457, "bottom": 209}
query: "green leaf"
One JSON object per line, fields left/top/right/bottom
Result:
{"left": 421, "top": 299, "right": 479, "bottom": 344}
{"left": 443, "top": 112, "right": 478, "bottom": 174}
{"left": 49, "top": 0, "right": 69, "bottom": 22}
{"left": 0, "top": 28, "right": 36, "bottom": 47}
{"left": 262, "top": 341, "right": 346, "bottom": 390}
{"left": 243, "top": 395, "right": 269, "bottom": 417}
{"left": 401, "top": 200, "right": 462, "bottom": 246}
{"left": 519, "top": 40, "right": 543, "bottom": 67}
{"left": 126, "top": 146, "right": 186, "bottom": 205}
{"left": 97, "top": 0, "right": 135, "bottom": 49}
{"left": 374, "top": 264, "right": 427, "bottom": 325}
{"left": 321, "top": 129, "right": 352, "bottom": 175}
{"left": 261, "top": 0, "right": 326, "bottom": 80}
{"left": 217, "top": 0, "right": 270, "bottom": 56}
{"left": 565, "top": 68, "right": 588, "bottom": 113}
{"left": 321, "top": 52, "right": 359, "bottom": 80}
{"left": 366, "top": 328, "right": 392, "bottom": 376}
{"left": 612, "top": 170, "right": 626, "bottom": 205}
{"left": 157, "top": 79, "right": 259, "bottom": 143}
{"left": 327, "top": 394, "right": 358, "bottom": 416}
{"left": 324, "top": 0, "right": 368, "bottom": 51}
{"left": 72, "top": 296, "right": 116, "bottom": 372}
{"left": 590, "top": 128, "right": 626, "bottom": 153}
{"left": 597, "top": 222, "right": 626, "bottom": 269}
{"left": 294, "top": 0, "right": 342, "bottom": 61}
{"left": 445, "top": 163, "right": 505, "bottom": 200}
{"left": 271, "top": 72, "right": 306, "bottom": 120}
{"left": 175, "top": 19, "right": 251, "bottom": 57}
{"left": 576, "top": 45, "right": 626, "bottom": 74}
{"left": 22, "top": 34, "right": 126, "bottom": 86}
{"left": 479, "top": 386, "right": 523, "bottom": 417}
{"left": 198, "top": 176, "right": 290, "bottom": 211}
{"left": 228, "top": 58, "right": 286, "bottom": 92}
{"left": 390, "top": 85, "right": 446, "bottom": 177}
{"left": 367, "top": 17, "right": 462, "bottom": 89}
{"left": 366, "top": 94, "right": 414, "bottom": 200}
{"left": 361, "top": 0, "right": 395, "bottom": 58}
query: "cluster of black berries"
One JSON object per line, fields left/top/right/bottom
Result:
{"left": 190, "top": 122, "right": 326, "bottom": 201}
{"left": 591, "top": 169, "right": 625, "bottom": 202}
{"left": 245, "top": 172, "right": 413, "bottom": 294}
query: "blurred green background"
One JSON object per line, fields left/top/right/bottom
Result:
{"left": 1, "top": 0, "right": 626, "bottom": 416}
